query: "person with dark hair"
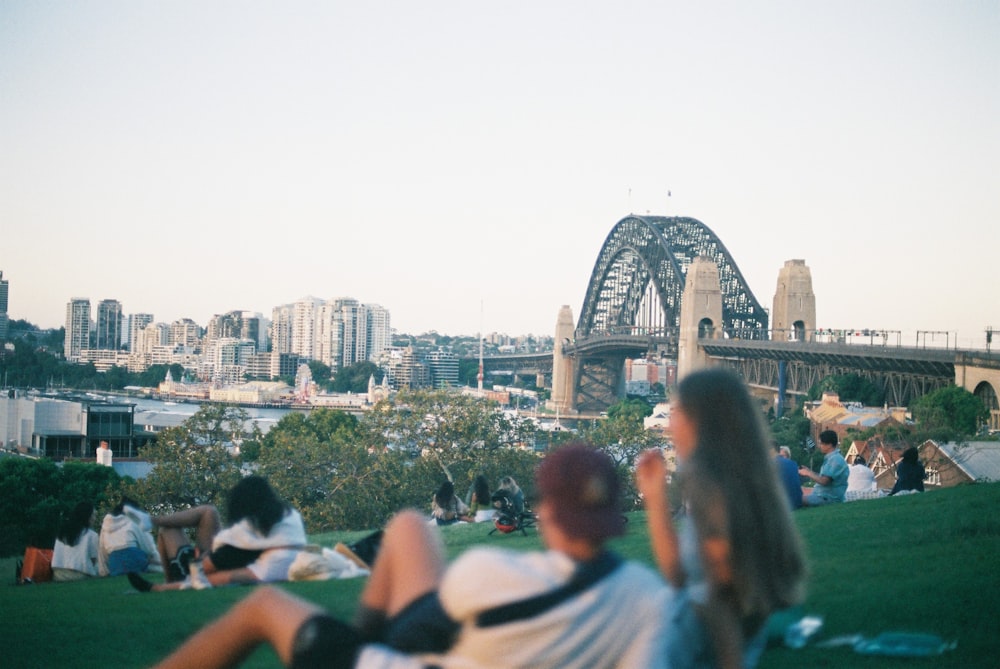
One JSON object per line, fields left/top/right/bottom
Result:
{"left": 128, "top": 476, "right": 306, "bottom": 592}
{"left": 52, "top": 501, "right": 100, "bottom": 581}
{"left": 98, "top": 496, "right": 161, "bottom": 577}
{"left": 637, "top": 368, "right": 808, "bottom": 669}
{"left": 890, "top": 447, "right": 926, "bottom": 495}
{"left": 431, "top": 480, "right": 471, "bottom": 526}
{"left": 467, "top": 474, "right": 494, "bottom": 522}
{"left": 147, "top": 444, "right": 669, "bottom": 669}
{"left": 799, "top": 429, "right": 849, "bottom": 506}
{"left": 495, "top": 475, "right": 525, "bottom": 514}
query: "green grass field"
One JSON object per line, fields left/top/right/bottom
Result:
{"left": 3, "top": 483, "right": 999, "bottom": 668}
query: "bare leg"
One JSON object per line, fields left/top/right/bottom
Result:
{"left": 154, "top": 505, "right": 222, "bottom": 555}
{"left": 152, "top": 586, "right": 322, "bottom": 669}
{"left": 358, "top": 509, "right": 445, "bottom": 618}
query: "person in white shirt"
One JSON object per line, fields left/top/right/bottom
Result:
{"left": 847, "top": 456, "right": 877, "bottom": 493}
{"left": 52, "top": 502, "right": 100, "bottom": 581}
{"left": 96, "top": 440, "right": 113, "bottom": 467}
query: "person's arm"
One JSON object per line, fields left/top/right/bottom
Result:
{"left": 636, "top": 449, "right": 683, "bottom": 586}
{"left": 798, "top": 464, "right": 832, "bottom": 486}
{"left": 206, "top": 567, "right": 259, "bottom": 587}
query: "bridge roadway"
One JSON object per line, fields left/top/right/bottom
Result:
{"left": 471, "top": 335, "right": 998, "bottom": 407}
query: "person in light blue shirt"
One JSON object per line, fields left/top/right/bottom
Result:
{"left": 799, "top": 430, "right": 849, "bottom": 505}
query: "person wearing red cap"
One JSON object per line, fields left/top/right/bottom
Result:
{"left": 150, "top": 443, "right": 668, "bottom": 669}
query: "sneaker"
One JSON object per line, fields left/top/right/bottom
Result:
{"left": 188, "top": 561, "right": 211, "bottom": 590}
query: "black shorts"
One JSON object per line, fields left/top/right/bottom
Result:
{"left": 290, "top": 615, "right": 362, "bottom": 669}
{"left": 382, "top": 592, "right": 459, "bottom": 654}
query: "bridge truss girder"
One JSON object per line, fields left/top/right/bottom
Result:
{"left": 577, "top": 215, "right": 769, "bottom": 338}
{"left": 718, "top": 358, "right": 953, "bottom": 408}
{"left": 573, "top": 354, "right": 628, "bottom": 414}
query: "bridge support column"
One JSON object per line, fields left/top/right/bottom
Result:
{"left": 772, "top": 259, "right": 816, "bottom": 342}
{"left": 550, "top": 305, "right": 577, "bottom": 414}
{"left": 678, "top": 256, "right": 723, "bottom": 381}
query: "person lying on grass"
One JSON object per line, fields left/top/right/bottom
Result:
{"left": 129, "top": 475, "right": 306, "bottom": 591}
{"left": 148, "top": 444, "right": 669, "bottom": 669}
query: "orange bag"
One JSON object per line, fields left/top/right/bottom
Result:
{"left": 19, "top": 547, "right": 54, "bottom": 584}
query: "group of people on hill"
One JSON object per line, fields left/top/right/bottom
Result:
{"left": 54, "top": 366, "right": 932, "bottom": 669}
{"left": 147, "top": 368, "right": 809, "bottom": 669}
{"left": 430, "top": 474, "right": 523, "bottom": 526}
{"left": 50, "top": 476, "right": 309, "bottom": 590}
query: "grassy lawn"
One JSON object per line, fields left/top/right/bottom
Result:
{"left": 3, "top": 483, "right": 999, "bottom": 668}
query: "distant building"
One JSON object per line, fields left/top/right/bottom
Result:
{"left": 129, "top": 313, "right": 154, "bottom": 353}
{"left": 0, "top": 270, "right": 9, "bottom": 342}
{"left": 64, "top": 298, "right": 91, "bottom": 361}
{"left": 96, "top": 299, "right": 123, "bottom": 351}
{"left": 0, "top": 390, "right": 138, "bottom": 461}
{"left": 874, "top": 440, "right": 1000, "bottom": 490}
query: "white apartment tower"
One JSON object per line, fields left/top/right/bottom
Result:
{"left": 129, "top": 313, "right": 154, "bottom": 353}
{"left": 64, "top": 298, "right": 91, "bottom": 361}
{"left": 365, "top": 303, "right": 391, "bottom": 363}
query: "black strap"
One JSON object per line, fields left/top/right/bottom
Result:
{"left": 475, "top": 551, "right": 622, "bottom": 628}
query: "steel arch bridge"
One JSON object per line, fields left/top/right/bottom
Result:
{"left": 577, "top": 215, "right": 769, "bottom": 338}
{"left": 567, "top": 215, "right": 769, "bottom": 410}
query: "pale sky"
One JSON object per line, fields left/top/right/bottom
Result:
{"left": 2, "top": 2, "right": 997, "bottom": 348}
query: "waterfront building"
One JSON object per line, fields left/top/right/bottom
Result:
{"left": 0, "top": 389, "right": 138, "bottom": 461}
{"left": 64, "top": 298, "right": 91, "bottom": 361}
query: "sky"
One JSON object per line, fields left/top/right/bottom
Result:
{"left": 2, "top": 1, "right": 998, "bottom": 349}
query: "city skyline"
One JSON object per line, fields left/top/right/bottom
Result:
{"left": 2, "top": 3, "right": 998, "bottom": 347}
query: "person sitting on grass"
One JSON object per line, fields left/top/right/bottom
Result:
{"left": 147, "top": 443, "right": 669, "bottom": 669}
{"left": 52, "top": 501, "right": 100, "bottom": 581}
{"left": 128, "top": 475, "right": 306, "bottom": 592}
{"left": 430, "top": 479, "right": 472, "bottom": 526}
{"left": 98, "top": 496, "right": 162, "bottom": 577}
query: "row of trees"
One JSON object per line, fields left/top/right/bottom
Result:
{"left": 126, "top": 389, "right": 665, "bottom": 534}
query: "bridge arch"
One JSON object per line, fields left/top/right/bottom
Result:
{"left": 577, "top": 215, "right": 769, "bottom": 338}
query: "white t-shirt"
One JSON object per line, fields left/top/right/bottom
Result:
{"left": 357, "top": 547, "right": 670, "bottom": 669}
{"left": 847, "top": 464, "right": 877, "bottom": 492}
{"left": 53, "top": 529, "right": 100, "bottom": 576}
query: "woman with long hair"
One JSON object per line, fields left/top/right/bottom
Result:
{"left": 430, "top": 480, "right": 471, "bottom": 525}
{"left": 129, "top": 475, "right": 306, "bottom": 592}
{"left": 52, "top": 501, "right": 100, "bottom": 581}
{"left": 637, "top": 368, "right": 808, "bottom": 669}
{"left": 468, "top": 474, "right": 494, "bottom": 522}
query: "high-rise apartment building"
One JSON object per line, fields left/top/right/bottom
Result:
{"left": 129, "top": 313, "right": 154, "bottom": 353}
{"left": 169, "top": 318, "right": 202, "bottom": 348}
{"left": 96, "top": 299, "right": 123, "bottom": 350}
{"left": 365, "top": 303, "right": 392, "bottom": 364}
{"left": 64, "top": 298, "right": 91, "bottom": 361}
{"left": 0, "top": 271, "right": 8, "bottom": 342}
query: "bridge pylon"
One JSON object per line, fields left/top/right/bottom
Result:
{"left": 772, "top": 259, "right": 816, "bottom": 342}
{"left": 550, "top": 304, "right": 577, "bottom": 414}
{"left": 678, "top": 256, "right": 723, "bottom": 380}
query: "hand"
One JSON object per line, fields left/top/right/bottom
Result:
{"left": 797, "top": 466, "right": 811, "bottom": 477}
{"left": 636, "top": 449, "right": 668, "bottom": 502}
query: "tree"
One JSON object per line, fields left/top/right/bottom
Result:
{"left": 332, "top": 361, "right": 381, "bottom": 393}
{"left": 360, "top": 389, "right": 537, "bottom": 482}
{"left": 912, "top": 385, "right": 988, "bottom": 440}
{"left": 808, "top": 374, "right": 884, "bottom": 406}
{"left": 129, "top": 404, "right": 262, "bottom": 515}
{"left": 255, "top": 409, "right": 402, "bottom": 530}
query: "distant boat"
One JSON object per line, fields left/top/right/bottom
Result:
{"left": 163, "top": 401, "right": 177, "bottom": 406}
